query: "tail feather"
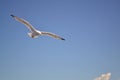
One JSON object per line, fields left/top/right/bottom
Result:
{"left": 27, "top": 33, "right": 38, "bottom": 38}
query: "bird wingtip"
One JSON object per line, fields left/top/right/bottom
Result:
{"left": 10, "top": 14, "right": 15, "bottom": 17}
{"left": 61, "top": 38, "right": 65, "bottom": 40}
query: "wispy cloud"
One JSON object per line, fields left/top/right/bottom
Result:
{"left": 94, "top": 73, "right": 111, "bottom": 80}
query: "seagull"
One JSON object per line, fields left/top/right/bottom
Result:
{"left": 11, "top": 15, "right": 65, "bottom": 40}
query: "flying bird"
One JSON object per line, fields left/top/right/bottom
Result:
{"left": 11, "top": 14, "right": 65, "bottom": 40}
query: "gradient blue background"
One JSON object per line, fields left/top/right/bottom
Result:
{"left": 0, "top": 0, "right": 120, "bottom": 80}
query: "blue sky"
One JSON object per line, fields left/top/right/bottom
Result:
{"left": 0, "top": 0, "right": 120, "bottom": 80}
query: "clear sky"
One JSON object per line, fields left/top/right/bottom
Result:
{"left": 0, "top": 0, "right": 120, "bottom": 80}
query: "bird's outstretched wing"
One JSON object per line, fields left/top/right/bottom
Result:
{"left": 41, "top": 31, "right": 65, "bottom": 40}
{"left": 11, "top": 15, "right": 36, "bottom": 32}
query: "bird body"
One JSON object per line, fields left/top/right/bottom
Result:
{"left": 11, "top": 15, "right": 65, "bottom": 40}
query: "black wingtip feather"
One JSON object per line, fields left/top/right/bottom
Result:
{"left": 10, "top": 14, "right": 15, "bottom": 17}
{"left": 61, "top": 38, "right": 65, "bottom": 40}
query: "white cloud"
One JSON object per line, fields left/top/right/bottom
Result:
{"left": 94, "top": 73, "right": 111, "bottom": 80}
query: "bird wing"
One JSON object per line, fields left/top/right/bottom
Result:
{"left": 11, "top": 15, "right": 36, "bottom": 32}
{"left": 41, "top": 31, "right": 65, "bottom": 40}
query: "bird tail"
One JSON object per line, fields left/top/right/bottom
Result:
{"left": 27, "top": 32, "right": 39, "bottom": 38}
